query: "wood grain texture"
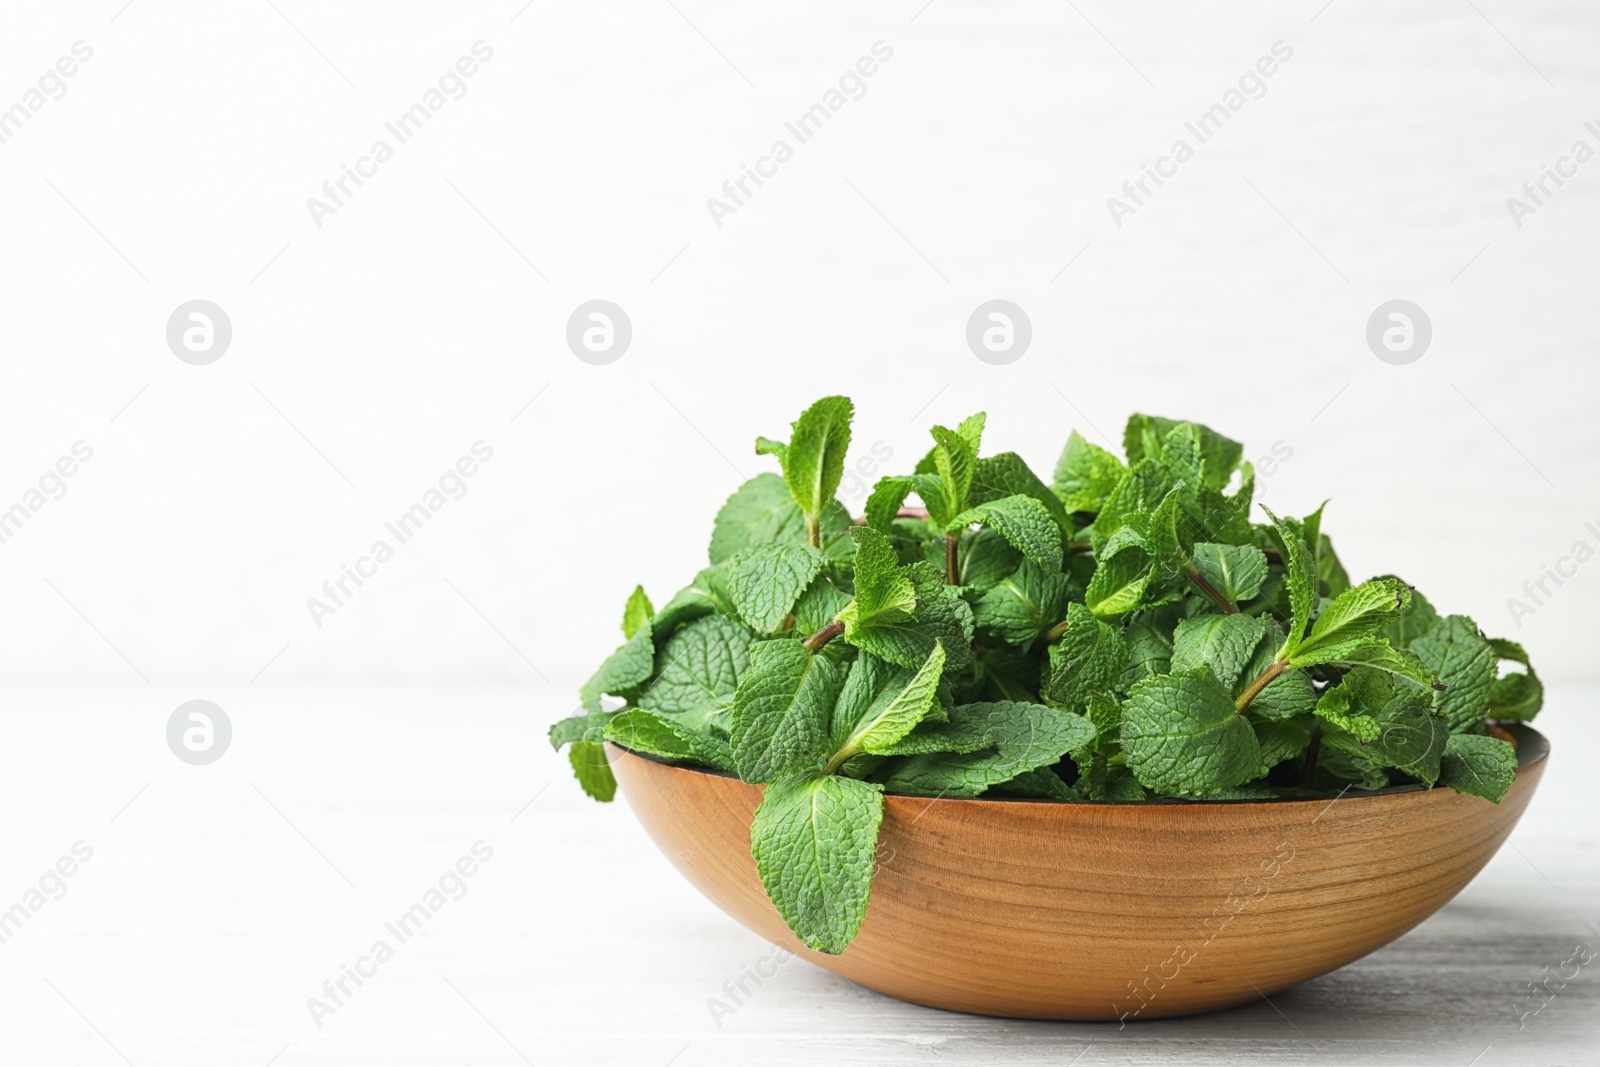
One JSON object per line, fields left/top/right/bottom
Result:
{"left": 608, "top": 726, "right": 1548, "bottom": 1021}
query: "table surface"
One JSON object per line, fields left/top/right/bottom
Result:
{"left": 0, "top": 681, "right": 1593, "bottom": 1066}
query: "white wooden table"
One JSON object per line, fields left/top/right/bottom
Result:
{"left": 0, "top": 681, "right": 1592, "bottom": 1065}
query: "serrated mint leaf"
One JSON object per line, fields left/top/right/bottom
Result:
{"left": 751, "top": 774, "right": 884, "bottom": 955}
{"left": 1120, "top": 669, "right": 1261, "bottom": 797}
{"left": 956, "top": 526, "right": 1023, "bottom": 589}
{"left": 1261, "top": 505, "right": 1315, "bottom": 656}
{"left": 725, "top": 543, "right": 825, "bottom": 633}
{"left": 971, "top": 452, "right": 1072, "bottom": 536}
{"left": 568, "top": 741, "right": 616, "bottom": 802}
{"left": 652, "top": 564, "right": 735, "bottom": 638}
{"left": 1487, "top": 637, "right": 1543, "bottom": 721}
{"left": 1092, "top": 459, "right": 1177, "bottom": 550}
{"left": 604, "top": 709, "right": 736, "bottom": 771}
{"left": 792, "top": 576, "right": 852, "bottom": 635}
{"left": 781, "top": 396, "right": 854, "bottom": 523}
{"left": 1250, "top": 716, "right": 1312, "bottom": 779}
{"left": 828, "top": 643, "right": 946, "bottom": 767}
{"left": 839, "top": 526, "right": 917, "bottom": 628}
{"left": 1289, "top": 635, "right": 1438, "bottom": 688}
{"left": 951, "top": 494, "right": 1064, "bottom": 572}
{"left": 1041, "top": 602, "right": 1129, "bottom": 709}
{"left": 973, "top": 560, "right": 1071, "bottom": 646}
{"left": 1189, "top": 543, "right": 1267, "bottom": 606}
{"left": 730, "top": 641, "right": 842, "bottom": 783}
{"left": 995, "top": 767, "right": 1082, "bottom": 800}
{"left": 1410, "top": 615, "right": 1497, "bottom": 733}
{"left": 929, "top": 422, "right": 978, "bottom": 525}
{"left": 846, "top": 562, "right": 973, "bottom": 672}
{"left": 1124, "top": 415, "right": 1243, "bottom": 490}
{"left": 1439, "top": 733, "right": 1517, "bottom": 802}
{"left": 709, "top": 474, "right": 806, "bottom": 564}
{"left": 549, "top": 710, "right": 613, "bottom": 749}
{"left": 1382, "top": 579, "right": 1439, "bottom": 647}
{"left": 621, "top": 586, "right": 654, "bottom": 640}
{"left": 869, "top": 710, "right": 995, "bottom": 756}
{"left": 1053, "top": 431, "right": 1125, "bottom": 513}
{"left": 754, "top": 435, "right": 788, "bottom": 462}
{"left": 1171, "top": 614, "right": 1268, "bottom": 690}
{"left": 1084, "top": 548, "right": 1154, "bottom": 617}
{"left": 579, "top": 621, "right": 654, "bottom": 712}
{"left": 1319, "top": 669, "right": 1448, "bottom": 786}
{"left": 884, "top": 701, "right": 1095, "bottom": 797}
{"left": 1251, "top": 670, "right": 1319, "bottom": 721}
{"left": 1314, "top": 678, "right": 1381, "bottom": 742}
{"left": 1120, "top": 605, "right": 1178, "bottom": 686}
{"left": 1295, "top": 577, "right": 1412, "bottom": 660}
{"left": 638, "top": 614, "right": 754, "bottom": 731}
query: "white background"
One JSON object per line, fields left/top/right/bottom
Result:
{"left": 0, "top": 1, "right": 1596, "bottom": 1064}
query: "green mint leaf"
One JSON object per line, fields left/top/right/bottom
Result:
{"left": 652, "top": 564, "right": 735, "bottom": 637}
{"left": 1261, "top": 505, "right": 1315, "bottom": 657}
{"left": 955, "top": 411, "right": 987, "bottom": 454}
{"left": 549, "top": 710, "right": 613, "bottom": 749}
{"left": 1250, "top": 716, "right": 1313, "bottom": 779}
{"left": 1289, "top": 635, "right": 1439, "bottom": 688}
{"left": 884, "top": 701, "right": 1095, "bottom": 797}
{"left": 709, "top": 474, "right": 806, "bottom": 564}
{"left": 637, "top": 614, "right": 755, "bottom": 731}
{"left": 1381, "top": 580, "right": 1439, "bottom": 647}
{"left": 1486, "top": 637, "right": 1543, "bottom": 721}
{"left": 1295, "top": 577, "right": 1412, "bottom": 660}
{"left": 568, "top": 741, "right": 617, "bottom": 802}
{"left": 1171, "top": 614, "right": 1269, "bottom": 690}
{"left": 1123, "top": 415, "right": 1243, "bottom": 490}
{"left": 971, "top": 452, "right": 1072, "bottom": 536}
{"left": 1189, "top": 543, "right": 1268, "bottom": 605}
{"left": 994, "top": 767, "right": 1082, "bottom": 800}
{"left": 1410, "top": 615, "right": 1497, "bottom": 732}
{"left": 1439, "top": 733, "right": 1517, "bottom": 802}
{"left": 1041, "top": 602, "right": 1129, "bottom": 709}
{"left": 725, "top": 543, "right": 825, "bottom": 633}
{"left": 1084, "top": 547, "right": 1155, "bottom": 617}
{"left": 829, "top": 642, "right": 946, "bottom": 766}
{"left": 792, "top": 575, "right": 853, "bottom": 636}
{"left": 1318, "top": 669, "right": 1448, "bottom": 786}
{"left": 930, "top": 422, "right": 979, "bottom": 520}
{"left": 580, "top": 621, "right": 655, "bottom": 712}
{"left": 955, "top": 527, "right": 1024, "bottom": 589}
{"left": 1314, "top": 679, "right": 1382, "bottom": 742}
{"left": 1120, "top": 669, "right": 1262, "bottom": 797}
{"left": 1092, "top": 459, "right": 1177, "bottom": 549}
{"left": 951, "top": 494, "right": 1064, "bottom": 572}
{"left": 844, "top": 562, "right": 973, "bottom": 672}
{"left": 973, "top": 559, "right": 1072, "bottom": 646}
{"left": 604, "top": 709, "right": 735, "bottom": 771}
{"left": 839, "top": 527, "right": 917, "bottom": 627}
{"left": 1052, "top": 431, "right": 1126, "bottom": 513}
{"left": 868, "top": 710, "right": 995, "bottom": 756}
{"left": 621, "top": 586, "right": 654, "bottom": 640}
{"left": 751, "top": 774, "right": 884, "bottom": 954}
{"left": 1120, "top": 605, "right": 1179, "bottom": 686}
{"left": 782, "top": 396, "right": 854, "bottom": 521}
{"left": 730, "top": 640, "right": 843, "bottom": 783}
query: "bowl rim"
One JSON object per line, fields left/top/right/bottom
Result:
{"left": 609, "top": 722, "right": 1549, "bottom": 809}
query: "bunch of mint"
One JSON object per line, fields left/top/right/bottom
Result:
{"left": 550, "top": 397, "right": 1543, "bottom": 955}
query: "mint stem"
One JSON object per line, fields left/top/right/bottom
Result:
{"left": 945, "top": 533, "right": 959, "bottom": 585}
{"left": 1037, "top": 618, "right": 1071, "bottom": 648}
{"left": 1185, "top": 567, "right": 1238, "bottom": 615}
{"left": 1298, "top": 725, "right": 1323, "bottom": 788}
{"left": 1235, "top": 658, "right": 1289, "bottom": 712}
{"left": 803, "top": 620, "right": 844, "bottom": 653}
{"left": 805, "top": 515, "right": 820, "bottom": 548}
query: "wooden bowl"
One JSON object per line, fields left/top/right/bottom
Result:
{"left": 607, "top": 724, "right": 1549, "bottom": 1021}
